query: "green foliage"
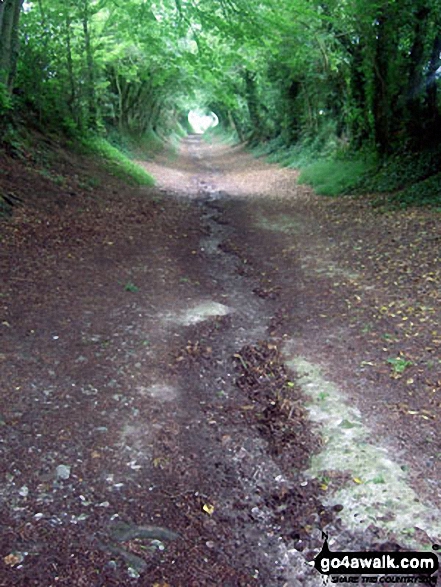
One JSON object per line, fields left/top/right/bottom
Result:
{"left": 389, "top": 174, "right": 441, "bottom": 209}
{"left": 81, "top": 137, "right": 155, "bottom": 187}
{"left": 1, "top": 0, "right": 441, "bottom": 199}
{"left": 37, "top": 168, "right": 67, "bottom": 187}
{"left": 387, "top": 357, "right": 413, "bottom": 374}
{"left": 298, "top": 158, "right": 374, "bottom": 196}
{"left": 106, "top": 129, "right": 164, "bottom": 159}
{"left": 351, "top": 148, "right": 441, "bottom": 208}
{"left": 1, "top": 124, "right": 35, "bottom": 161}
{"left": 124, "top": 281, "right": 139, "bottom": 292}
{"left": 204, "top": 126, "right": 238, "bottom": 145}
{"left": 252, "top": 120, "right": 353, "bottom": 169}
{"left": 134, "top": 131, "right": 167, "bottom": 158}
{"left": 14, "top": 0, "right": 198, "bottom": 137}
{"left": 0, "top": 84, "right": 12, "bottom": 115}
{"left": 355, "top": 149, "right": 441, "bottom": 193}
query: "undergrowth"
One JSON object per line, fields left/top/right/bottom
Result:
{"left": 353, "top": 148, "right": 441, "bottom": 208}
{"left": 252, "top": 129, "right": 375, "bottom": 197}
{"left": 253, "top": 121, "right": 343, "bottom": 167}
{"left": 106, "top": 128, "right": 182, "bottom": 162}
{"left": 298, "top": 159, "right": 374, "bottom": 196}
{"left": 298, "top": 150, "right": 441, "bottom": 207}
{"left": 253, "top": 127, "right": 441, "bottom": 208}
{"left": 204, "top": 126, "right": 238, "bottom": 144}
{"left": 354, "top": 149, "right": 441, "bottom": 193}
{"left": 80, "top": 136, "right": 155, "bottom": 187}
{"left": 107, "top": 130, "right": 164, "bottom": 159}
{"left": 383, "top": 173, "right": 441, "bottom": 209}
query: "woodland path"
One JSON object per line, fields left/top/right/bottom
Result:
{"left": 1, "top": 136, "right": 441, "bottom": 586}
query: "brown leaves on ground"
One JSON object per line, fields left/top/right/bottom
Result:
{"left": 233, "top": 341, "right": 319, "bottom": 468}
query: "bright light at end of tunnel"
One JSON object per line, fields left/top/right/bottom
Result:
{"left": 188, "top": 110, "right": 219, "bottom": 134}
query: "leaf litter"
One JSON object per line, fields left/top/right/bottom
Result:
{"left": 1, "top": 135, "right": 441, "bottom": 585}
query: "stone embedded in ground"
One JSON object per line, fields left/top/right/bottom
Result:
{"left": 144, "top": 383, "right": 178, "bottom": 402}
{"left": 164, "top": 300, "right": 231, "bottom": 326}
{"left": 18, "top": 485, "right": 29, "bottom": 497}
{"left": 55, "top": 465, "right": 71, "bottom": 480}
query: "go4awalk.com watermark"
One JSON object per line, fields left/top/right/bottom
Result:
{"left": 314, "top": 533, "right": 439, "bottom": 585}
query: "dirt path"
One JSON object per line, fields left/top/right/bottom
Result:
{"left": 1, "top": 136, "right": 441, "bottom": 585}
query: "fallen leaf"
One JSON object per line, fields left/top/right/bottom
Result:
{"left": 4, "top": 553, "right": 22, "bottom": 566}
{"left": 202, "top": 504, "right": 215, "bottom": 516}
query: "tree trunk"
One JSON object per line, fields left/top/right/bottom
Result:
{"left": 425, "top": 32, "right": 441, "bottom": 134}
{"left": 407, "top": 7, "right": 430, "bottom": 101}
{"left": 405, "top": 5, "right": 431, "bottom": 142}
{"left": 81, "top": 0, "right": 97, "bottom": 128}
{"left": 244, "top": 70, "right": 262, "bottom": 141}
{"left": 114, "top": 70, "right": 124, "bottom": 131}
{"left": 64, "top": 8, "right": 78, "bottom": 122}
{"left": 0, "top": 1, "right": 4, "bottom": 29}
{"left": 372, "top": 8, "right": 396, "bottom": 153}
{"left": 0, "top": 0, "right": 24, "bottom": 91}
{"left": 0, "top": 0, "right": 15, "bottom": 87}
{"left": 230, "top": 110, "right": 245, "bottom": 142}
{"left": 7, "top": 0, "right": 22, "bottom": 90}
{"left": 349, "top": 40, "right": 370, "bottom": 148}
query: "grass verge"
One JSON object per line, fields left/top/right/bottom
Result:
{"left": 298, "top": 159, "right": 374, "bottom": 196}
{"left": 253, "top": 132, "right": 441, "bottom": 208}
{"left": 80, "top": 137, "right": 155, "bottom": 187}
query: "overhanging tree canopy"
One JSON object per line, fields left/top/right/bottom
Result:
{"left": 1, "top": 0, "right": 441, "bottom": 154}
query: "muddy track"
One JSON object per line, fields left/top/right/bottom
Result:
{"left": 1, "top": 136, "right": 440, "bottom": 586}
{"left": 138, "top": 138, "right": 331, "bottom": 585}
{"left": 1, "top": 136, "right": 327, "bottom": 586}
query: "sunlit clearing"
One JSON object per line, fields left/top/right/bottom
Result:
{"left": 188, "top": 110, "right": 219, "bottom": 134}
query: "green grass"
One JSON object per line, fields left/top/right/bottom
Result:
{"left": 298, "top": 148, "right": 441, "bottom": 207}
{"left": 248, "top": 124, "right": 441, "bottom": 207}
{"left": 107, "top": 129, "right": 166, "bottom": 160}
{"left": 298, "top": 158, "right": 374, "bottom": 196}
{"left": 124, "top": 281, "right": 139, "bottom": 292}
{"left": 81, "top": 137, "right": 155, "bottom": 187}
